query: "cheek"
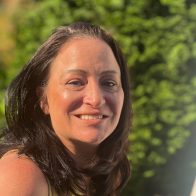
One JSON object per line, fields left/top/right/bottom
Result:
{"left": 116, "top": 92, "right": 124, "bottom": 120}
{"left": 107, "top": 90, "right": 124, "bottom": 118}
{"left": 47, "top": 88, "right": 83, "bottom": 115}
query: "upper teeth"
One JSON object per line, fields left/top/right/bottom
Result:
{"left": 79, "top": 115, "right": 103, "bottom": 120}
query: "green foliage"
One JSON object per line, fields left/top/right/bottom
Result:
{"left": 0, "top": 62, "right": 7, "bottom": 127}
{"left": 0, "top": 0, "right": 196, "bottom": 195}
{"left": 0, "top": 90, "right": 5, "bottom": 127}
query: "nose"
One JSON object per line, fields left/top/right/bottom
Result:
{"left": 83, "top": 80, "right": 106, "bottom": 108}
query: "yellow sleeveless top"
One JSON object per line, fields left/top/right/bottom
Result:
{"left": 47, "top": 179, "right": 59, "bottom": 196}
{"left": 47, "top": 179, "right": 76, "bottom": 196}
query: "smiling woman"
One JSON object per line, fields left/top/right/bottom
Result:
{"left": 45, "top": 38, "right": 124, "bottom": 150}
{"left": 0, "top": 22, "right": 131, "bottom": 196}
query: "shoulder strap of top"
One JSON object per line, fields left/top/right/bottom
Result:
{"left": 46, "top": 178, "right": 61, "bottom": 196}
{"left": 46, "top": 178, "right": 53, "bottom": 196}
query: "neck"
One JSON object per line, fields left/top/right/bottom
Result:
{"left": 65, "top": 140, "right": 98, "bottom": 168}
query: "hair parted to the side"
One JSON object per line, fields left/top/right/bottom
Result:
{"left": 0, "top": 22, "right": 131, "bottom": 196}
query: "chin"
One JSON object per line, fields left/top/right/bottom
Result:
{"left": 79, "top": 136, "right": 102, "bottom": 146}
{"left": 77, "top": 133, "right": 106, "bottom": 146}
{"left": 74, "top": 128, "right": 112, "bottom": 146}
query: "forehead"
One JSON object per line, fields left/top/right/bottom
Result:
{"left": 50, "top": 37, "right": 121, "bottom": 75}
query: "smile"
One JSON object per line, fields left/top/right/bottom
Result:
{"left": 79, "top": 114, "right": 104, "bottom": 120}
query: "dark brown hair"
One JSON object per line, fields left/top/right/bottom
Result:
{"left": 1, "top": 22, "right": 131, "bottom": 195}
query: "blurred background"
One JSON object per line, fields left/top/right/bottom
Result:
{"left": 0, "top": 0, "right": 195, "bottom": 195}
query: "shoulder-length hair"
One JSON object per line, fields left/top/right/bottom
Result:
{"left": 1, "top": 22, "right": 131, "bottom": 196}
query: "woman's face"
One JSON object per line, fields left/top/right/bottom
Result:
{"left": 42, "top": 37, "right": 124, "bottom": 151}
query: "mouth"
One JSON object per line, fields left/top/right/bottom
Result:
{"left": 75, "top": 114, "right": 108, "bottom": 120}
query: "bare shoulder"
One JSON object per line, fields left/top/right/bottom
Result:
{"left": 0, "top": 151, "right": 48, "bottom": 196}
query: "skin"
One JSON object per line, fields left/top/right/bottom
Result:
{"left": 42, "top": 37, "right": 124, "bottom": 162}
{"left": 0, "top": 151, "right": 48, "bottom": 196}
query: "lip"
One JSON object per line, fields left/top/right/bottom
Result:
{"left": 74, "top": 114, "right": 109, "bottom": 119}
{"left": 73, "top": 115, "right": 108, "bottom": 126}
{"left": 73, "top": 112, "right": 109, "bottom": 125}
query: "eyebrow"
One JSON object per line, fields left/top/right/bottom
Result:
{"left": 63, "top": 69, "right": 87, "bottom": 75}
{"left": 100, "top": 70, "right": 119, "bottom": 76}
{"left": 62, "top": 69, "right": 119, "bottom": 76}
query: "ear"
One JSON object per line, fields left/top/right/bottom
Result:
{"left": 36, "top": 87, "right": 49, "bottom": 115}
{"left": 40, "top": 98, "right": 49, "bottom": 115}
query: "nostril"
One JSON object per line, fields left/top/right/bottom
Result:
{"left": 83, "top": 82, "right": 106, "bottom": 107}
{"left": 83, "top": 93, "right": 105, "bottom": 107}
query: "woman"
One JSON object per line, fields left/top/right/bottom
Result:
{"left": 0, "top": 22, "right": 131, "bottom": 196}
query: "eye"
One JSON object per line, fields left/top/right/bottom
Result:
{"left": 101, "top": 80, "right": 119, "bottom": 91}
{"left": 66, "top": 80, "right": 85, "bottom": 86}
{"left": 64, "top": 79, "right": 86, "bottom": 90}
{"left": 103, "top": 80, "right": 117, "bottom": 87}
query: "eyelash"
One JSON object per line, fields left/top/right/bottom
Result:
{"left": 102, "top": 80, "right": 117, "bottom": 87}
{"left": 65, "top": 79, "right": 119, "bottom": 91}
{"left": 67, "top": 79, "right": 85, "bottom": 86}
